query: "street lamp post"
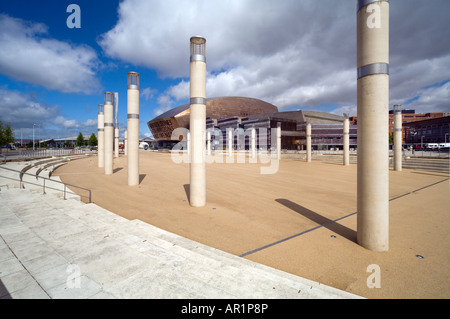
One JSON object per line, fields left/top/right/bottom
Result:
{"left": 32, "top": 123, "right": 39, "bottom": 150}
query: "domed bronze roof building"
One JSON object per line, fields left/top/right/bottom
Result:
{"left": 147, "top": 96, "right": 356, "bottom": 150}
{"left": 148, "top": 97, "right": 278, "bottom": 140}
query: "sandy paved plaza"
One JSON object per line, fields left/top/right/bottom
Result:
{"left": 54, "top": 151, "right": 450, "bottom": 299}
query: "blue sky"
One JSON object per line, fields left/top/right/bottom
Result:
{"left": 1, "top": 0, "right": 449, "bottom": 140}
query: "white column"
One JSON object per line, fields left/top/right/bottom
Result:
{"left": 104, "top": 93, "right": 114, "bottom": 175}
{"left": 124, "top": 129, "right": 128, "bottom": 156}
{"left": 114, "top": 93, "right": 119, "bottom": 158}
{"left": 393, "top": 105, "right": 402, "bottom": 171}
{"left": 251, "top": 126, "right": 256, "bottom": 160}
{"left": 207, "top": 130, "right": 211, "bottom": 156}
{"left": 189, "top": 36, "right": 206, "bottom": 207}
{"left": 127, "top": 72, "right": 140, "bottom": 186}
{"left": 97, "top": 104, "right": 105, "bottom": 168}
{"left": 228, "top": 128, "right": 233, "bottom": 158}
{"left": 114, "top": 127, "right": 119, "bottom": 158}
{"left": 306, "top": 122, "right": 311, "bottom": 163}
{"left": 357, "top": 0, "right": 390, "bottom": 252}
{"left": 343, "top": 114, "right": 350, "bottom": 166}
{"left": 277, "top": 122, "right": 281, "bottom": 160}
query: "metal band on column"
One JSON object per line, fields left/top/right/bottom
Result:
{"left": 358, "top": 63, "right": 389, "bottom": 79}
{"left": 190, "top": 97, "right": 206, "bottom": 105}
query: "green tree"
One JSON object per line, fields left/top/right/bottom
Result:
{"left": 389, "top": 132, "right": 394, "bottom": 145}
{"left": 0, "top": 121, "right": 14, "bottom": 145}
{"left": 76, "top": 132, "right": 85, "bottom": 147}
{"left": 88, "top": 133, "right": 98, "bottom": 146}
{"left": 0, "top": 121, "right": 4, "bottom": 145}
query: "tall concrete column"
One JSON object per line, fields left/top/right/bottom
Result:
{"left": 124, "top": 129, "right": 128, "bottom": 156}
{"left": 277, "top": 122, "right": 281, "bottom": 160}
{"left": 127, "top": 72, "right": 140, "bottom": 186}
{"left": 104, "top": 93, "right": 114, "bottom": 175}
{"left": 228, "top": 129, "right": 233, "bottom": 158}
{"left": 393, "top": 104, "right": 402, "bottom": 171}
{"left": 114, "top": 93, "right": 119, "bottom": 158}
{"left": 306, "top": 122, "right": 311, "bottom": 162}
{"left": 357, "top": 0, "right": 390, "bottom": 252}
{"left": 343, "top": 113, "right": 350, "bottom": 166}
{"left": 97, "top": 104, "right": 105, "bottom": 168}
{"left": 207, "top": 130, "right": 211, "bottom": 156}
{"left": 187, "top": 132, "right": 190, "bottom": 157}
{"left": 251, "top": 125, "right": 256, "bottom": 160}
{"left": 189, "top": 36, "right": 206, "bottom": 207}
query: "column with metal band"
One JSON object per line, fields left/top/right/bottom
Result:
{"left": 98, "top": 104, "right": 105, "bottom": 168}
{"left": 189, "top": 36, "right": 206, "bottom": 207}
{"left": 104, "top": 92, "right": 114, "bottom": 175}
{"left": 251, "top": 125, "right": 256, "bottom": 160}
{"left": 343, "top": 113, "right": 350, "bottom": 166}
{"left": 227, "top": 128, "right": 233, "bottom": 158}
{"left": 306, "top": 122, "right": 311, "bottom": 162}
{"left": 127, "top": 72, "right": 140, "bottom": 186}
{"left": 114, "top": 93, "right": 119, "bottom": 158}
{"left": 124, "top": 129, "right": 128, "bottom": 156}
{"left": 393, "top": 104, "right": 402, "bottom": 171}
{"left": 207, "top": 130, "right": 211, "bottom": 156}
{"left": 277, "top": 122, "right": 281, "bottom": 160}
{"left": 357, "top": 0, "right": 390, "bottom": 251}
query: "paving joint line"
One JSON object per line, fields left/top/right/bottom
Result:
{"left": 239, "top": 177, "right": 449, "bottom": 258}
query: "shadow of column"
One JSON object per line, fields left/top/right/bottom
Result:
{"left": 276, "top": 198, "right": 357, "bottom": 242}
{"left": 183, "top": 184, "right": 190, "bottom": 204}
{"left": 0, "top": 278, "right": 12, "bottom": 299}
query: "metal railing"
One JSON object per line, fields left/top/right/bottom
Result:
{"left": 0, "top": 165, "right": 92, "bottom": 203}
{"left": 0, "top": 148, "right": 96, "bottom": 162}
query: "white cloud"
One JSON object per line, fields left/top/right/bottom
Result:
{"left": 140, "top": 87, "right": 157, "bottom": 101}
{"left": 100, "top": 0, "right": 450, "bottom": 114}
{"left": 0, "top": 14, "right": 101, "bottom": 94}
{"left": 80, "top": 119, "right": 98, "bottom": 127}
{"left": 0, "top": 88, "right": 100, "bottom": 139}
{"left": 53, "top": 116, "right": 78, "bottom": 129}
{"left": 407, "top": 81, "right": 450, "bottom": 113}
{"left": 153, "top": 94, "right": 176, "bottom": 116}
{"left": 0, "top": 87, "right": 59, "bottom": 127}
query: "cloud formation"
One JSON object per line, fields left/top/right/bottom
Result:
{"left": 0, "top": 14, "right": 101, "bottom": 94}
{"left": 100, "top": 0, "right": 450, "bottom": 116}
{"left": 0, "top": 88, "right": 97, "bottom": 138}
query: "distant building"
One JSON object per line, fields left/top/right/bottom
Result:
{"left": 350, "top": 110, "right": 446, "bottom": 143}
{"left": 147, "top": 97, "right": 354, "bottom": 151}
{"left": 404, "top": 116, "right": 450, "bottom": 145}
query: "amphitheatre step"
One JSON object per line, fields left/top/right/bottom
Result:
{"left": 0, "top": 187, "right": 361, "bottom": 299}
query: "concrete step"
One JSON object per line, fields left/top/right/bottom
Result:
{"left": 402, "top": 158, "right": 449, "bottom": 173}
{"left": 0, "top": 187, "right": 362, "bottom": 299}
